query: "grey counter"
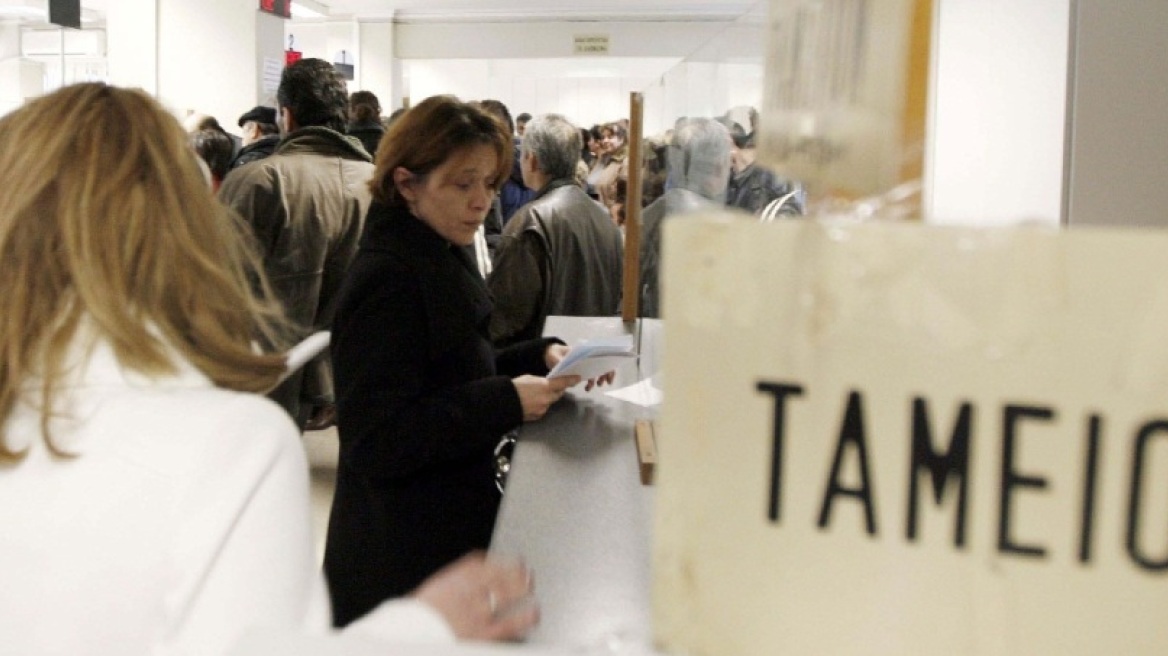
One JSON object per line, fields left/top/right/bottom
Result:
{"left": 490, "top": 316, "right": 662, "bottom": 653}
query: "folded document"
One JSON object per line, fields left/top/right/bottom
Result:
{"left": 547, "top": 335, "right": 635, "bottom": 380}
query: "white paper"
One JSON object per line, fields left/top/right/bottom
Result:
{"left": 275, "top": 331, "right": 331, "bottom": 385}
{"left": 605, "top": 377, "right": 663, "bottom": 407}
{"left": 548, "top": 335, "right": 635, "bottom": 379}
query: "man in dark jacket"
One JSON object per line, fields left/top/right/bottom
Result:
{"left": 219, "top": 59, "right": 374, "bottom": 429}
{"left": 726, "top": 127, "right": 804, "bottom": 216}
{"left": 477, "top": 99, "right": 535, "bottom": 224}
{"left": 488, "top": 113, "right": 624, "bottom": 346}
{"left": 228, "top": 105, "right": 280, "bottom": 172}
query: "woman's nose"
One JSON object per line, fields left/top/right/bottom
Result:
{"left": 474, "top": 185, "right": 493, "bottom": 208}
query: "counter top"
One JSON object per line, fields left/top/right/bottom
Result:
{"left": 490, "top": 316, "right": 662, "bottom": 654}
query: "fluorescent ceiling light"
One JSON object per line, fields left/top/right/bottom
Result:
{"left": 290, "top": 0, "right": 329, "bottom": 19}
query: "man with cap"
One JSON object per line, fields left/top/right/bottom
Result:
{"left": 228, "top": 105, "right": 281, "bottom": 172}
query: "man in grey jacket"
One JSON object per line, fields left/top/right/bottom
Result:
{"left": 488, "top": 114, "right": 624, "bottom": 347}
{"left": 219, "top": 58, "right": 374, "bottom": 429}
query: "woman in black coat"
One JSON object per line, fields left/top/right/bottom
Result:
{"left": 324, "top": 96, "right": 585, "bottom": 628}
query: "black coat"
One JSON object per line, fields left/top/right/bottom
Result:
{"left": 324, "top": 201, "right": 558, "bottom": 627}
{"left": 226, "top": 135, "right": 280, "bottom": 172}
{"left": 346, "top": 120, "right": 385, "bottom": 159}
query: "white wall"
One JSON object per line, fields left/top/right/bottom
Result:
{"left": 653, "top": 60, "right": 763, "bottom": 135}
{"left": 1064, "top": 0, "right": 1168, "bottom": 228}
{"left": 925, "top": 0, "right": 1070, "bottom": 226}
{"left": 403, "top": 57, "right": 676, "bottom": 133}
{"left": 395, "top": 20, "right": 732, "bottom": 59}
{"left": 284, "top": 18, "right": 747, "bottom": 132}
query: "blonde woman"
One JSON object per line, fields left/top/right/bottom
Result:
{"left": 0, "top": 83, "right": 535, "bottom": 654}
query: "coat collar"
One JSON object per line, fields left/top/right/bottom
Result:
{"left": 276, "top": 126, "right": 372, "bottom": 162}
{"left": 359, "top": 202, "right": 493, "bottom": 353}
{"left": 532, "top": 177, "right": 577, "bottom": 202}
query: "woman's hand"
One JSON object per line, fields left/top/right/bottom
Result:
{"left": 412, "top": 552, "right": 538, "bottom": 642}
{"left": 513, "top": 375, "right": 578, "bottom": 421}
{"left": 583, "top": 370, "right": 616, "bottom": 392}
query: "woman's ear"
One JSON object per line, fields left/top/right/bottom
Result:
{"left": 394, "top": 167, "right": 415, "bottom": 203}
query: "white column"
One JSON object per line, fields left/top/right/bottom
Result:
{"left": 925, "top": 0, "right": 1070, "bottom": 226}
{"left": 255, "top": 11, "right": 285, "bottom": 108}
{"left": 357, "top": 19, "right": 397, "bottom": 111}
{"left": 105, "top": 0, "right": 157, "bottom": 95}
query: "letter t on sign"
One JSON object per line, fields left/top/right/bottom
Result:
{"left": 757, "top": 381, "right": 805, "bottom": 523}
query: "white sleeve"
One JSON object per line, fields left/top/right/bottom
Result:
{"left": 343, "top": 598, "right": 457, "bottom": 645}
{"left": 157, "top": 398, "right": 457, "bottom": 655}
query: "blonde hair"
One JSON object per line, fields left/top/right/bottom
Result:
{"left": 0, "top": 83, "right": 291, "bottom": 459}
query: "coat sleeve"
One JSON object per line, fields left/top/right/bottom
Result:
{"left": 217, "top": 163, "right": 285, "bottom": 261}
{"left": 301, "top": 187, "right": 367, "bottom": 408}
{"left": 164, "top": 400, "right": 331, "bottom": 655}
{"left": 332, "top": 271, "right": 526, "bottom": 482}
{"left": 165, "top": 397, "right": 457, "bottom": 654}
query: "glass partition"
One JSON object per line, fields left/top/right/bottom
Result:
{"left": 621, "top": 0, "right": 931, "bottom": 319}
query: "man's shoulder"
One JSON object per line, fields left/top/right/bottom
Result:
{"left": 219, "top": 155, "right": 281, "bottom": 201}
{"left": 540, "top": 183, "right": 605, "bottom": 215}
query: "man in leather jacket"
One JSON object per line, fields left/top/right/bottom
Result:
{"left": 487, "top": 114, "right": 624, "bottom": 347}
{"left": 726, "top": 127, "right": 805, "bottom": 216}
{"left": 219, "top": 59, "right": 374, "bottom": 429}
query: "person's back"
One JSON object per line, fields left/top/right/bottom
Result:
{"left": 0, "top": 83, "right": 321, "bottom": 655}
{"left": 219, "top": 58, "right": 375, "bottom": 428}
{"left": 489, "top": 114, "right": 624, "bottom": 346}
{"left": 639, "top": 118, "right": 733, "bottom": 319}
{"left": 347, "top": 90, "right": 386, "bottom": 158}
{"left": 1, "top": 342, "right": 319, "bottom": 654}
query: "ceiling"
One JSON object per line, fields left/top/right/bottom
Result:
{"left": 0, "top": 0, "right": 760, "bottom": 26}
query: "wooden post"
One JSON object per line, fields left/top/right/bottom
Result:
{"left": 621, "top": 92, "right": 645, "bottom": 322}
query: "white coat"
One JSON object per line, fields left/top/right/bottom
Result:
{"left": 0, "top": 336, "right": 453, "bottom": 654}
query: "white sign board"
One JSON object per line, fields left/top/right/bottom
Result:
{"left": 653, "top": 217, "right": 1168, "bottom": 655}
{"left": 573, "top": 34, "right": 610, "bottom": 55}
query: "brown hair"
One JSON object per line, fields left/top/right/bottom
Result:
{"left": 0, "top": 83, "right": 291, "bottom": 459}
{"left": 369, "top": 95, "right": 512, "bottom": 206}
{"left": 349, "top": 89, "right": 381, "bottom": 124}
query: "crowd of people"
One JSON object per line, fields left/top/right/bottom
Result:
{"left": 0, "top": 55, "right": 800, "bottom": 654}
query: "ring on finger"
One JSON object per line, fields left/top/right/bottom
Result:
{"left": 487, "top": 589, "right": 498, "bottom": 615}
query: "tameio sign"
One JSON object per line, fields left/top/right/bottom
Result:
{"left": 756, "top": 383, "right": 1168, "bottom": 571}
{"left": 654, "top": 218, "right": 1168, "bottom": 655}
